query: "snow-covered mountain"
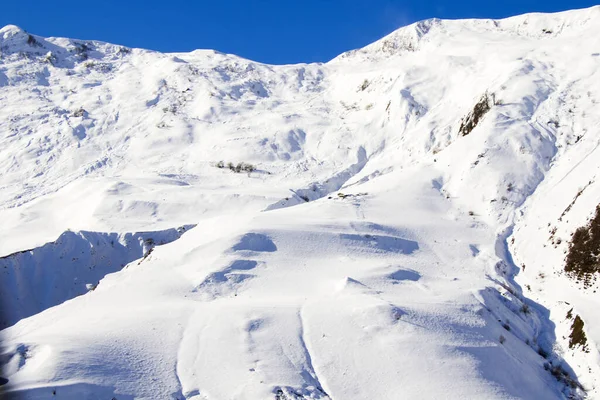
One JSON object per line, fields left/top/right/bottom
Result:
{"left": 1, "top": 6, "right": 600, "bottom": 399}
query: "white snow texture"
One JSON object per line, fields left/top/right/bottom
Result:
{"left": 1, "top": 6, "right": 600, "bottom": 400}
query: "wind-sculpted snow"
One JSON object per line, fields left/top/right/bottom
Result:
{"left": 0, "top": 225, "right": 194, "bottom": 329}
{"left": 2, "top": 6, "right": 600, "bottom": 399}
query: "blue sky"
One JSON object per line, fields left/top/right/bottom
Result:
{"left": 1, "top": 0, "right": 597, "bottom": 64}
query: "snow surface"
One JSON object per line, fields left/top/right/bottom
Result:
{"left": 1, "top": 6, "right": 600, "bottom": 399}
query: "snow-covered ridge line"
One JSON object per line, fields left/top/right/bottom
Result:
{"left": 333, "top": 5, "right": 600, "bottom": 63}
{"left": 0, "top": 225, "right": 194, "bottom": 329}
{"left": 2, "top": 5, "right": 600, "bottom": 66}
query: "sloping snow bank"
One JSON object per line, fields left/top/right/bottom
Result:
{"left": 0, "top": 225, "right": 194, "bottom": 329}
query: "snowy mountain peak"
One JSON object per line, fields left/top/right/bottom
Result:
{"left": 335, "top": 6, "right": 600, "bottom": 63}
{"left": 0, "top": 24, "right": 24, "bottom": 36}
{"left": 1, "top": 6, "right": 600, "bottom": 400}
{"left": 0, "top": 25, "right": 35, "bottom": 48}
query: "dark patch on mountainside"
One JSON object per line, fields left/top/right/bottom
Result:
{"left": 566, "top": 312, "right": 589, "bottom": 352}
{"left": 459, "top": 92, "right": 494, "bottom": 136}
{"left": 565, "top": 204, "right": 600, "bottom": 287}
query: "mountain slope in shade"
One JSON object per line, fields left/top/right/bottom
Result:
{"left": 1, "top": 6, "right": 600, "bottom": 399}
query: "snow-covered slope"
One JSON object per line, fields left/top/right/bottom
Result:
{"left": 0, "top": 225, "right": 195, "bottom": 330}
{"left": 1, "top": 6, "right": 600, "bottom": 399}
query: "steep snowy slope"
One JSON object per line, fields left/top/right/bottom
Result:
{"left": 1, "top": 6, "right": 600, "bottom": 399}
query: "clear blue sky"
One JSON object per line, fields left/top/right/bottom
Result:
{"left": 1, "top": 0, "right": 597, "bottom": 64}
